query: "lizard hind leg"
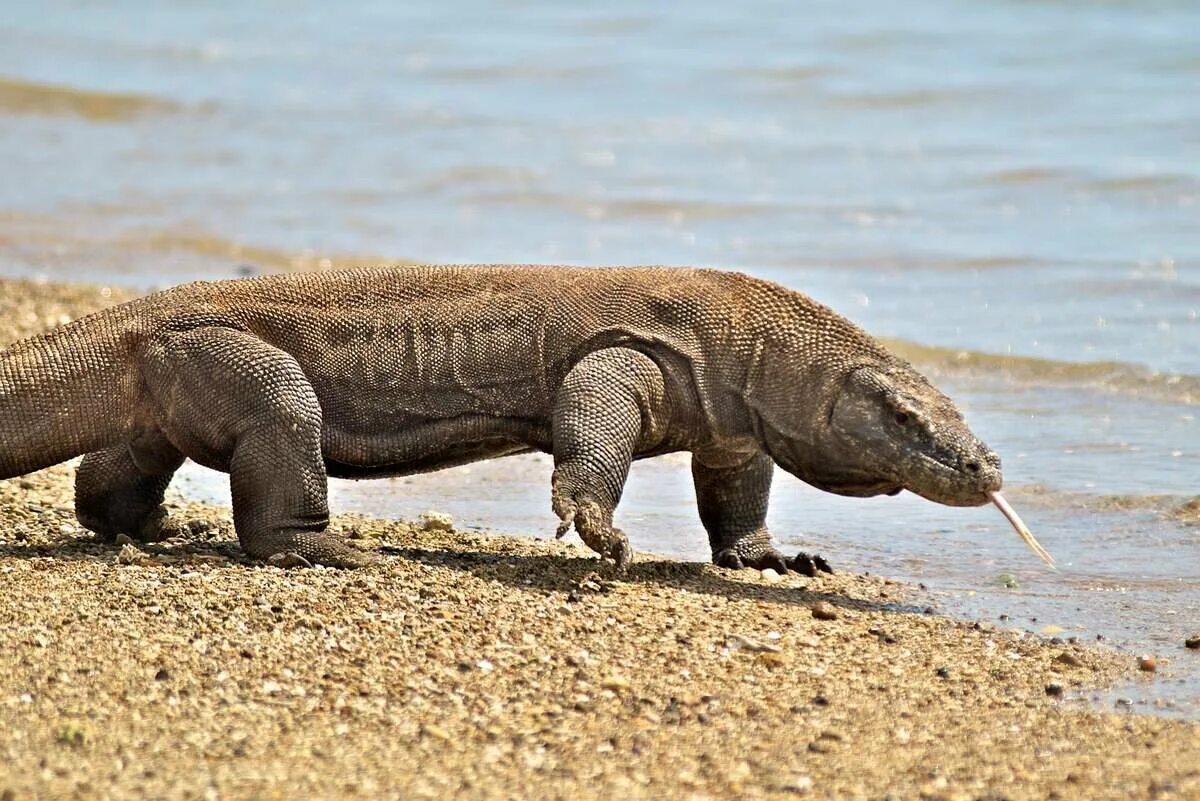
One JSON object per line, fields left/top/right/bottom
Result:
{"left": 75, "top": 434, "right": 188, "bottom": 542}
{"left": 141, "top": 326, "right": 372, "bottom": 568}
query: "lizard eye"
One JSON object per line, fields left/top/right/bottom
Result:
{"left": 894, "top": 412, "right": 911, "bottom": 426}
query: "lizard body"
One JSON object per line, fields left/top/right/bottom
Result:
{"left": 0, "top": 265, "right": 1002, "bottom": 569}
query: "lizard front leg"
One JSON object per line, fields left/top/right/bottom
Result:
{"left": 550, "top": 347, "right": 668, "bottom": 570}
{"left": 693, "top": 450, "right": 833, "bottom": 576}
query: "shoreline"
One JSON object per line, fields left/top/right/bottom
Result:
{"left": 1, "top": 277, "right": 1198, "bottom": 799}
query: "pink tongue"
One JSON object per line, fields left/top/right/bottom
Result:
{"left": 987, "top": 491, "right": 1057, "bottom": 570}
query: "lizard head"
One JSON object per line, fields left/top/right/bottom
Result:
{"left": 755, "top": 362, "right": 1002, "bottom": 507}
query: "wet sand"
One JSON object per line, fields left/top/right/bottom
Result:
{"left": 1, "top": 278, "right": 1198, "bottom": 800}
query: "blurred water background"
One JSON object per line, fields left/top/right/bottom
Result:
{"left": 2, "top": 1, "right": 1197, "bottom": 713}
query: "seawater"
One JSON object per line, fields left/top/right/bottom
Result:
{"left": 1, "top": 0, "right": 1197, "bottom": 714}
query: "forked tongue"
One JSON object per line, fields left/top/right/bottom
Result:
{"left": 987, "top": 491, "right": 1057, "bottom": 570}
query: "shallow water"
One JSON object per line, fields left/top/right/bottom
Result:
{"left": 3, "top": 1, "right": 1198, "bottom": 713}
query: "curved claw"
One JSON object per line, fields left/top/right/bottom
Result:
{"left": 714, "top": 547, "right": 834, "bottom": 576}
{"left": 267, "top": 551, "right": 313, "bottom": 569}
{"left": 554, "top": 511, "right": 575, "bottom": 540}
{"left": 787, "top": 552, "right": 834, "bottom": 577}
{"left": 759, "top": 553, "right": 789, "bottom": 574}
{"left": 607, "top": 538, "right": 632, "bottom": 574}
{"left": 714, "top": 549, "right": 746, "bottom": 570}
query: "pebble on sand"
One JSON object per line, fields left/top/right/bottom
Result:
{"left": 1185, "top": 636, "right": 1200, "bottom": 650}
{"left": 811, "top": 601, "right": 838, "bottom": 621}
{"left": 1138, "top": 656, "right": 1157, "bottom": 672}
{"left": 115, "top": 544, "right": 145, "bottom": 565}
{"left": 418, "top": 511, "right": 454, "bottom": 533}
{"left": 1055, "top": 652, "right": 1084, "bottom": 668}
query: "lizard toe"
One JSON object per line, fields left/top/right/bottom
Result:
{"left": 787, "top": 552, "right": 835, "bottom": 577}
{"left": 713, "top": 549, "right": 746, "bottom": 570}
{"left": 756, "top": 552, "right": 790, "bottom": 574}
{"left": 605, "top": 529, "right": 632, "bottom": 572}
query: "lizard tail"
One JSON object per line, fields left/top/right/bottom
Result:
{"left": 0, "top": 303, "right": 146, "bottom": 479}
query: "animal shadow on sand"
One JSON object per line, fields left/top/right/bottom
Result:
{"left": 0, "top": 526, "right": 919, "bottom": 617}
{"left": 379, "top": 543, "right": 921, "bottom": 616}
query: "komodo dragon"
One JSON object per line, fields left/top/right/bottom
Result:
{"left": 0, "top": 265, "right": 1051, "bottom": 571}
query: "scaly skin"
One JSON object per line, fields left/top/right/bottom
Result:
{"left": 0, "top": 265, "right": 1002, "bottom": 570}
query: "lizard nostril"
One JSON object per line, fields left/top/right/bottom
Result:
{"left": 964, "top": 461, "right": 981, "bottom": 474}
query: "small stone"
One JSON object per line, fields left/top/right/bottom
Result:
{"left": 784, "top": 775, "right": 814, "bottom": 794}
{"left": 422, "top": 724, "right": 450, "bottom": 740}
{"left": 1185, "top": 635, "right": 1200, "bottom": 650}
{"left": 726, "top": 634, "right": 781, "bottom": 653}
{"left": 1138, "top": 655, "right": 1157, "bottom": 672}
{"left": 760, "top": 568, "right": 783, "bottom": 582}
{"left": 154, "top": 668, "right": 170, "bottom": 681}
{"left": 116, "top": 544, "right": 145, "bottom": 565}
{"left": 601, "top": 675, "right": 631, "bottom": 691}
{"left": 187, "top": 519, "right": 215, "bottom": 536}
{"left": 935, "top": 666, "right": 951, "bottom": 679}
{"left": 810, "top": 602, "right": 838, "bottom": 621}
{"left": 418, "top": 512, "right": 454, "bottom": 533}
{"left": 1055, "top": 652, "right": 1084, "bottom": 668}
{"left": 56, "top": 722, "right": 88, "bottom": 748}
{"left": 114, "top": 533, "right": 134, "bottom": 546}
{"left": 1045, "top": 683, "right": 1064, "bottom": 697}
{"left": 757, "top": 651, "right": 786, "bottom": 668}
{"left": 996, "top": 573, "right": 1019, "bottom": 589}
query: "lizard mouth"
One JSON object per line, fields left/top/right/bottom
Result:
{"left": 904, "top": 452, "right": 993, "bottom": 506}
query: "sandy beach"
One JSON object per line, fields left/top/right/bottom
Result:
{"left": 0, "top": 278, "right": 1197, "bottom": 800}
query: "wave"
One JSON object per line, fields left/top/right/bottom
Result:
{"left": 884, "top": 338, "right": 1200, "bottom": 406}
{"left": 1005, "top": 485, "right": 1200, "bottom": 526}
{"left": 832, "top": 87, "right": 999, "bottom": 109}
{"left": 464, "top": 190, "right": 778, "bottom": 221}
{"left": 0, "top": 213, "right": 404, "bottom": 276}
{"left": 979, "top": 165, "right": 1200, "bottom": 197}
{"left": 0, "top": 76, "right": 178, "bottom": 122}
{"left": 981, "top": 167, "right": 1077, "bottom": 185}
{"left": 125, "top": 230, "right": 400, "bottom": 272}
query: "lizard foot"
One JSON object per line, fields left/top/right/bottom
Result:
{"left": 713, "top": 548, "right": 834, "bottom": 577}
{"left": 250, "top": 532, "right": 380, "bottom": 569}
{"left": 138, "top": 512, "right": 216, "bottom": 543}
{"left": 553, "top": 498, "right": 633, "bottom": 572}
